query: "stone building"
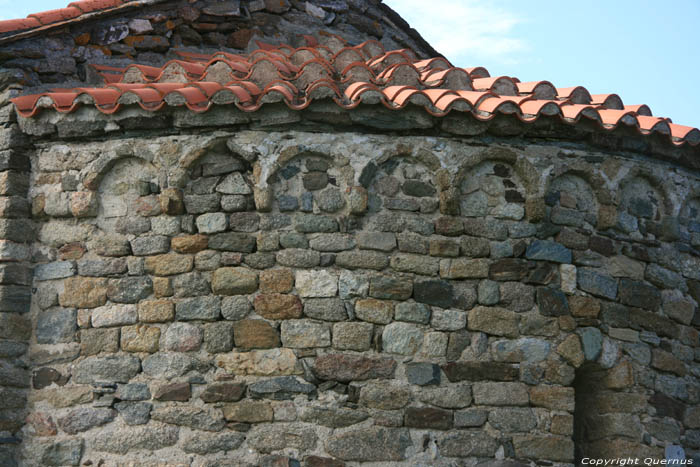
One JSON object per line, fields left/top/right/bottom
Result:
{"left": 0, "top": 0, "right": 699, "bottom": 465}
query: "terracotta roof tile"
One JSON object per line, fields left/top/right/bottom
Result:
{"left": 9, "top": 36, "right": 700, "bottom": 149}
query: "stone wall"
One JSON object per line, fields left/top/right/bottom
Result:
{"left": 0, "top": 96, "right": 33, "bottom": 467}
{"left": 4, "top": 114, "right": 698, "bottom": 466}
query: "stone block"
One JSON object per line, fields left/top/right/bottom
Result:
{"left": 212, "top": 267, "right": 258, "bottom": 294}
{"left": 259, "top": 268, "right": 294, "bottom": 293}
{"left": 91, "top": 304, "right": 137, "bottom": 328}
{"left": 332, "top": 321, "right": 373, "bottom": 351}
{"left": 369, "top": 274, "right": 412, "bottom": 300}
{"left": 472, "top": 382, "right": 529, "bottom": 406}
{"left": 233, "top": 319, "right": 280, "bottom": 349}
{"left": 355, "top": 298, "right": 393, "bottom": 324}
{"left": 121, "top": 324, "right": 160, "bottom": 353}
{"left": 296, "top": 269, "right": 337, "bottom": 297}
{"left": 281, "top": 319, "right": 331, "bottom": 348}
{"left": 175, "top": 296, "right": 221, "bottom": 321}
{"left": 36, "top": 308, "right": 76, "bottom": 344}
{"left": 254, "top": 293, "right": 302, "bottom": 319}
{"left": 468, "top": 306, "right": 519, "bottom": 337}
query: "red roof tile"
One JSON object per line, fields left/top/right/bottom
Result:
{"left": 8, "top": 35, "right": 700, "bottom": 148}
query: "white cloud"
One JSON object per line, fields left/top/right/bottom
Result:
{"left": 386, "top": 0, "right": 528, "bottom": 66}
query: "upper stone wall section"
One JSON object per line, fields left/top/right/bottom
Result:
{"left": 0, "top": 0, "right": 438, "bottom": 93}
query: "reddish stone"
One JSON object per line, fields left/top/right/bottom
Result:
{"left": 171, "top": 234, "right": 208, "bottom": 253}
{"left": 58, "top": 242, "right": 85, "bottom": 260}
{"left": 26, "top": 412, "right": 57, "bottom": 436}
{"left": 200, "top": 383, "right": 246, "bottom": 403}
{"left": 154, "top": 382, "right": 191, "bottom": 401}
{"left": 233, "top": 319, "right": 280, "bottom": 350}
{"left": 312, "top": 354, "right": 396, "bottom": 382}
{"left": 253, "top": 294, "right": 302, "bottom": 320}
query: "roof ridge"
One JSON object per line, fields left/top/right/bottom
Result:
{"left": 11, "top": 39, "right": 700, "bottom": 150}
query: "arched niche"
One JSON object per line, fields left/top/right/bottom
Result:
{"left": 97, "top": 157, "right": 159, "bottom": 231}
{"left": 616, "top": 173, "right": 673, "bottom": 238}
{"left": 546, "top": 173, "right": 599, "bottom": 228}
{"left": 265, "top": 151, "right": 349, "bottom": 214}
{"left": 457, "top": 160, "right": 527, "bottom": 220}
{"left": 364, "top": 155, "right": 440, "bottom": 216}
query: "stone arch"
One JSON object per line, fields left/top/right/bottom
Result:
{"left": 679, "top": 181, "right": 700, "bottom": 230}
{"left": 265, "top": 150, "right": 349, "bottom": 214}
{"left": 96, "top": 157, "right": 160, "bottom": 231}
{"left": 81, "top": 148, "right": 159, "bottom": 191}
{"left": 455, "top": 147, "right": 538, "bottom": 196}
{"left": 363, "top": 154, "right": 441, "bottom": 217}
{"left": 617, "top": 175, "right": 667, "bottom": 236}
{"left": 545, "top": 172, "right": 599, "bottom": 228}
{"left": 456, "top": 159, "right": 528, "bottom": 221}
{"left": 547, "top": 161, "right": 611, "bottom": 206}
{"left": 618, "top": 168, "right": 675, "bottom": 218}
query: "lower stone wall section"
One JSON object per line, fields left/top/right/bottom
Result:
{"left": 13, "top": 130, "right": 700, "bottom": 465}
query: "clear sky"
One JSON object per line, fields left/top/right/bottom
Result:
{"left": 2, "top": 0, "right": 699, "bottom": 128}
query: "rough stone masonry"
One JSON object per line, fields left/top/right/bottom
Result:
{"left": 0, "top": 1, "right": 699, "bottom": 467}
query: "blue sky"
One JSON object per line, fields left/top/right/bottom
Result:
{"left": 2, "top": 0, "right": 699, "bottom": 128}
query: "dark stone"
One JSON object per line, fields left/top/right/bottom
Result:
{"left": 577, "top": 268, "right": 618, "bottom": 299}
{"left": 312, "top": 354, "right": 396, "bottom": 382}
{"left": 279, "top": 164, "right": 300, "bottom": 179}
{"left": 525, "top": 240, "right": 572, "bottom": 263}
{"left": 536, "top": 287, "right": 570, "bottom": 316}
{"left": 413, "top": 279, "right": 454, "bottom": 308}
{"left": 545, "top": 191, "right": 560, "bottom": 206}
{"left": 435, "top": 217, "right": 463, "bottom": 236}
{"left": 359, "top": 162, "right": 378, "bottom": 188}
{"left": 526, "top": 263, "right": 557, "bottom": 285}
{"left": 464, "top": 218, "right": 508, "bottom": 240}
{"left": 628, "top": 197, "right": 654, "bottom": 219}
{"left": 294, "top": 214, "right": 338, "bottom": 233}
{"left": 0, "top": 285, "right": 31, "bottom": 313}
{"left": 260, "top": 455, "right": 301, "bottom": 467}
{"left": 404, "top": 407, "right": 453, "bottom": 430}
{"left": 649, "top": 392, "right": 685, "bottom": 420}
{"left": 369, "top": 275, "right": 412, "bottom": 300}
{"left": 107, "top": 276, "right": 152, "bottom": 303}
{"left": 402, "top": 180, "right": 436, "bottom": 197}
{"left": 208, "top": 232, "right": 256, "bottom": 252}
{"left": 201, "top": 383, "right": 246, "bottom": 403}
{"left": 248, "top": 376, "right": 316, "bottom": 400}
{"left": 589, "top": 236, "right": 615, "bottom": 256}
{"left": 300, "top": 192, "right": 313, "bottom": 212}
{"left": 154, "top": 382, "right": 191, "bottom": 401}
{"left": 303, "top": 172, "right": 329, "bottom": 191}
{"left": 629, "top": 309, "right": 679, "bottom": 338}
{"left": 446, "top": 330, "right": 471, "bottom": 362}
{"left": 599, "top": 302, "right": 630, "bottom": 328}
{"left": 442, "top": 362, "right": 518, "bottom": 382}
{"left": 278, "top": 195, "right": 298, "bottom": 211}
{"left": 619, "top": 279, "right": 661, "bottom": 311}
{"left": 304, "top": 455, "right": 345, "bottom": 467}
{"left": 230, "top": 212, "right": 260, "bottom": 232}
{"left": 505, "top": 190, "right": 525, "bottom": 203}
{"left": 0, "top": 264, "right": 32, "bottom": 286}
{"left": 32, "top": 367, "right": 67, "bottom": 389}
{"left": 489, "top": 258, "right": 528, "bottom": 281}
{"left": 405, "top": 362, "right": 440, "bottom": 386}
